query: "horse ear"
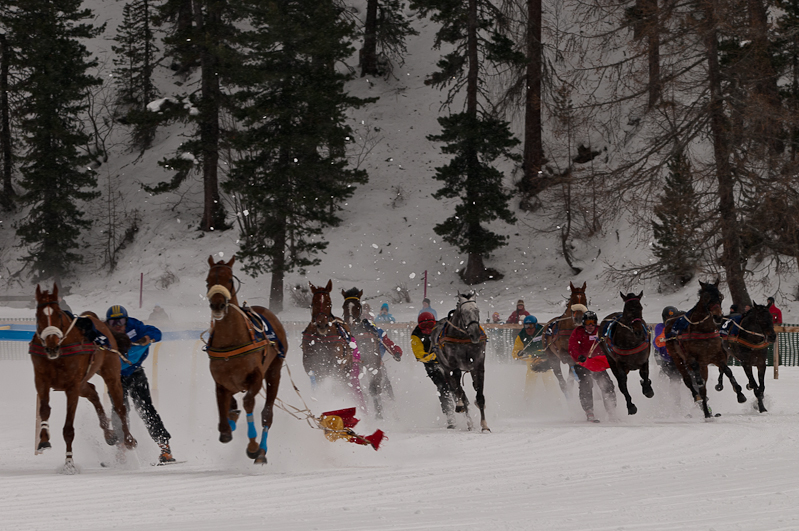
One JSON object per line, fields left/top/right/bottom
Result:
{"left": 358, "top": 289, "right": 363, "bottom": 298}
{"left": 52, "top": 283, "right": 58, "bottom": 298}
{"left": 714, "top": 278, "right": 720, "bottom": 287}
{"left": 35, "top": 284, "right": 42, "bottom": 299}
{"left": 341, "top": 289, "right": 347, "bottom": 298}
{"left": 620, "top": 291, "right": 625, "bottom": 300}
{"left": 325, "top": 279, "right": 332, "bottom": 292}
{"left": 637, "top": 291, "right": 643, "bottom": 299}
{"left": 309, "top": 281, "right": 316, "bottom": 291}
{"left": 227, "top": 256, "right": 236, "bottom": 267}
{"left": 208, "top": 255, "right": 216, "bottom": 267}
{"left": 581, "top": 282, "right": 587, "bottom": 290}
{"left": 569, "top": 282, "right": 575, "bottom": 290}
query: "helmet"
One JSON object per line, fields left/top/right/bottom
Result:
{"left": 662, "top": 306, "right": 678, "bottom": 323}
{"left": 106, "top": 305, "right": 128, "bottom": 321}
{"left": 523, "top": 315, "right": 538, "bottom": 325}
{"left": 583, "top": 311, "right": 598, "bottom": 326}
{"left": 418, "top": 311, "right": 436, "bottom": 334}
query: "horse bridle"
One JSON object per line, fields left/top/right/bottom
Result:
{"left": 36, "top": 300, "right": 78, "bottom": 355}
{"left": 206, "top": 263, "right": 241, "bottom": 318}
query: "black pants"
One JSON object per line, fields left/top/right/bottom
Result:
{"left": 424, "top": 362, "right": 454, "bottom": 417}
{"left": 573, "top": 365, "right": 616, "bottom": 413}
{"left": 111, "top": 368, "right": 171, "bottom": 445}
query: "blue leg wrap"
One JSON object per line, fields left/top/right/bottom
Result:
{"left": 309, "top": 371, "right": 317, "bottom": 389}
{"left": 247, "top": 414, "right": 257, "bottom": 439}
{"left": 259, "top": 426, "right": 269, "bottom": 452}
{"left": 228, "top": 418, "right": 237, "bottom": 431}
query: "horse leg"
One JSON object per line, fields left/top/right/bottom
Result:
{"left": 608, "top": 357, "right": 635, "bottom": 415}
{"left": 242, "top": 373, "right": 262, "bottom": 460}
{"left": 256, "top": 358, "right": 283, "bottom": 465}
{"left": 62, "top": 386, "right": 81, "bottom": 474}
{"left": 715, "top": 369, "right": 725, "bottom": 392}
{"left": 367, "top": 370, "right": 384, "bottom": 420}
{"left": 686, "top": 360, "right": 712, "bottom": 418}
{"left": 215, "top": 383, "right": 234, "bottom": 443}
{"left": 471, "top": 363, "right": 489, "bottom": 432}
{"left": 719, "top": 363, "right": 747, "bottom": 403}
{"left": 35, "top": 383, "right": 52, "bottom": 452}
{"left": 227, "top": 396, "right": 241, "bottom": 432}
{"left": 80, "top": 381, "right": 117, "bottom": 446}
{"left": 755, "top": 358, "right": 768, "bottom": 413}
{"left": 548, "top": 353, "right": 570, "bottom": 398}
{"left": 448, "top": 368, "right": 473, "bottom": 430}
{"left": 639, "top": 356, "right": 654, "bottom": 398}
{"left": 103, "top": 369, "right": 137, "bottom": 450}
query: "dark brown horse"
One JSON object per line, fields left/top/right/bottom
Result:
{"left": 431, "top": 291, "right": 489, "bottom": 431}
{"left": 301, "top": 281, "right": 360, "bottom": 402}
{"left": 342, "top": 287, "right": 400, "bottom": 419}
{"left": 30, "top": 284, "right": 137, "bottom": 473}
{"left": 205, "top": 256, "right": 287, "bottom": 464}
{"left": 664, "top": 279, "right": 746, "bottom": 419}
{"left": 720, "top": 303, "right": 776, "bottom": 413}
{"left": 543, "top": 281, "right": 588, "bottom": 396}
{"left": 599, "top": 291, "right": 654, "bottom": 415}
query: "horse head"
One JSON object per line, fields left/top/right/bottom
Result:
{"left": 620, "top": 291, "right": 644, "bottom": 321}
{"left": 342, "top": 287, "right": 363, "bottom": 326}
{"left": 35, "top": 283, "right": 67, "bottom": 359}
{"left": 568, "top": 281, "right": 588, "bottom": 325}
{"left": 455, "top": 291, "right": 483, "bottom": 343}
{"left": 746, "top": 302, "right": 777, "bottom": 343}
{"left": 310, "top": 280, "right": 333, "bottom": 329}
{"left": 698, "top": 279, "right": 724, "bottom": 324}
{"left": 206, "top": 255, "right": 237, "bottom": 320}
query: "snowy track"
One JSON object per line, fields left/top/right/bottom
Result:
{"left": 3, "top": 343, "right": 799, "bottom": 530}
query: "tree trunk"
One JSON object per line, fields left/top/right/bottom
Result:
{"left": 703, "top": 1, "right": 750, "bottom": 307}
{"left": 360, "top": 0, "right": 378, "bottom": 77}
{"left": 747, "top": 0, "right": 782, "bottom": 154}
{"left": 645, "top": 0, "right": 660, "bottom": 109}
{"left": 196, "top": 0, "right": 224, "bottom": 232}
{"left": 0, "top": 33, "right": 14, "bottom": 210}
{"left": 519, "top": 0, "right": 543, "bottom": 206}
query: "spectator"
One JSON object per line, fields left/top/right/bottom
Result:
{"left": 418, "top": 298, "right": 438, "bottom": 320}
{"left": 568, "top": 311, "right": 617, "bottom": 422}
{"left": 362, "top": 303, "right": 373, "bottom": 319}
{"left": 727, "top": 304, "right": 739, "bottom": 318}
{"left": 147, "top": 305, "right": 171, "bottom": 323}
{"left": 767, "top": 297, "right": 783, "bottom": 325}
{"left": 491, "top": 312, "right": 501, "bottom": 324}
{"left": 374, "top": 303, "right": 396, "bottom": 324}
{"left": 506, "top": 300, "right": 531, "bottom": 324}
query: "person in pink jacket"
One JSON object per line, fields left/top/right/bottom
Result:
{"left": 568, "top": 311, "right": 616, "bottom": 422}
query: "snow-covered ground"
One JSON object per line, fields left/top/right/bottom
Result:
{"left": 2, "top": 339, "right": 799, "bottom": 531}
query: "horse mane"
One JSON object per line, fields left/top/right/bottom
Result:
{"left": 343, "top": 287, "right": 361, "bottom": 299}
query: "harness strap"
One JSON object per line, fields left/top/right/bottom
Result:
{"left": 206, "top": 339, "right": 272, "bottom": 360}
{"left": 725, "top": 336, "right": 770, "bottom": 350}
{"left": 609, "top": 341, "right": 650, "bottom": 356}
{"left": 29, "top": 342, "right": 97, "bottom": 358}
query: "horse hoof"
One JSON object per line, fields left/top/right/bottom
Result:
{"left": 104, "top": 433, "right": 119, "bottom": 446}
{"left": 627, "top": 405, "right": 638, "bottom": 415}
{"left": 37, "top": 441, "right": 51, "bottom": 452}
{"left": 746, "top": 384, "right": 753, "bottom": 390}
{"left": 455, "top": 405, "right": 465, "bottom": 413}
{"left": 254, "top": 449, "right": 267, "bottom": 465}
{"left": 124, "top": 436, "right": 137, "bottom": 449}
{"left": 246, "top": 442, "right": 260, "bottom": 459}
{"left": 714, "top": 384, "right": 723, "bottom": 392}
{"left": 219, "top": 432, "right": 233, "bottom": 444}
{"left": 737, "top": 393, "right": 747, "bottom": 404}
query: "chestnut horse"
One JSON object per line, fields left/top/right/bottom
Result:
{"left": 720, "top": 303, "right": 776, "bottom": 413}
{"left": 664, "top": 279, "right": 746, "bottom": 419}
{"left": 431, "top": 291, "right": 489, "bottom": 431}
{"left": 342, "top": 287, "right": 400, "bottom": 418}
{"left": 205, "top": 256, "right": 287, "bottom": 464}
{"left": 30, "top": 284, "right": 136, "bottom": 473}
{"left": 599, "top": 291, "right": 654, "bottom": 415}
{"left": 301, "top": 281, "right": 361, "bottom": 402}
{"left": 542, "top": 282, "right": 588, "bottom": 396}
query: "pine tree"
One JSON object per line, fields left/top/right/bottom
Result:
{"left": 412, "top": 0, "right": 525, "bottom": 284}
{"left": 0, "top": 0, "right": 103, "bottom": 281}
{"left": 112, "top": 0, "right": 160, "bottom": 149}
{"left": 225, "top": 0, "right": 374, "bottom": 312}
{"left": 651, "top": 152, "right": 701, "bottom": 287}
{"left": 360, "top": 0, "right": 418, "bottom": 78}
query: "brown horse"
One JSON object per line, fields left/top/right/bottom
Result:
{"left": 542, "top": 281, "right": 588, "bottom": 396}
{"left": 30, "top": 284, "right": 137, "bottom": 473}
{"left": 341, "top": 287, "right": 401, "bottom": 418}
{"left": 664, "top": 279, "right": 746, "bottom": 419}
{"left": 301, "top": 281, "right": 360, "bottom": 401}
{"left": 719, "top": 303, "right": 776, "bottom": 413}
{"left": 599, "top": 291, "right": 654, "bottom": 415}
{"left": 205, "top": 256, "right": 287, "bottom": 464}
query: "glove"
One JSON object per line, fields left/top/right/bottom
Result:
{"left": 578, "top": 355, "right": 587, "bottom": 363}
{"left": 383, "top": 338, "right": 402, "bottom": 361}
